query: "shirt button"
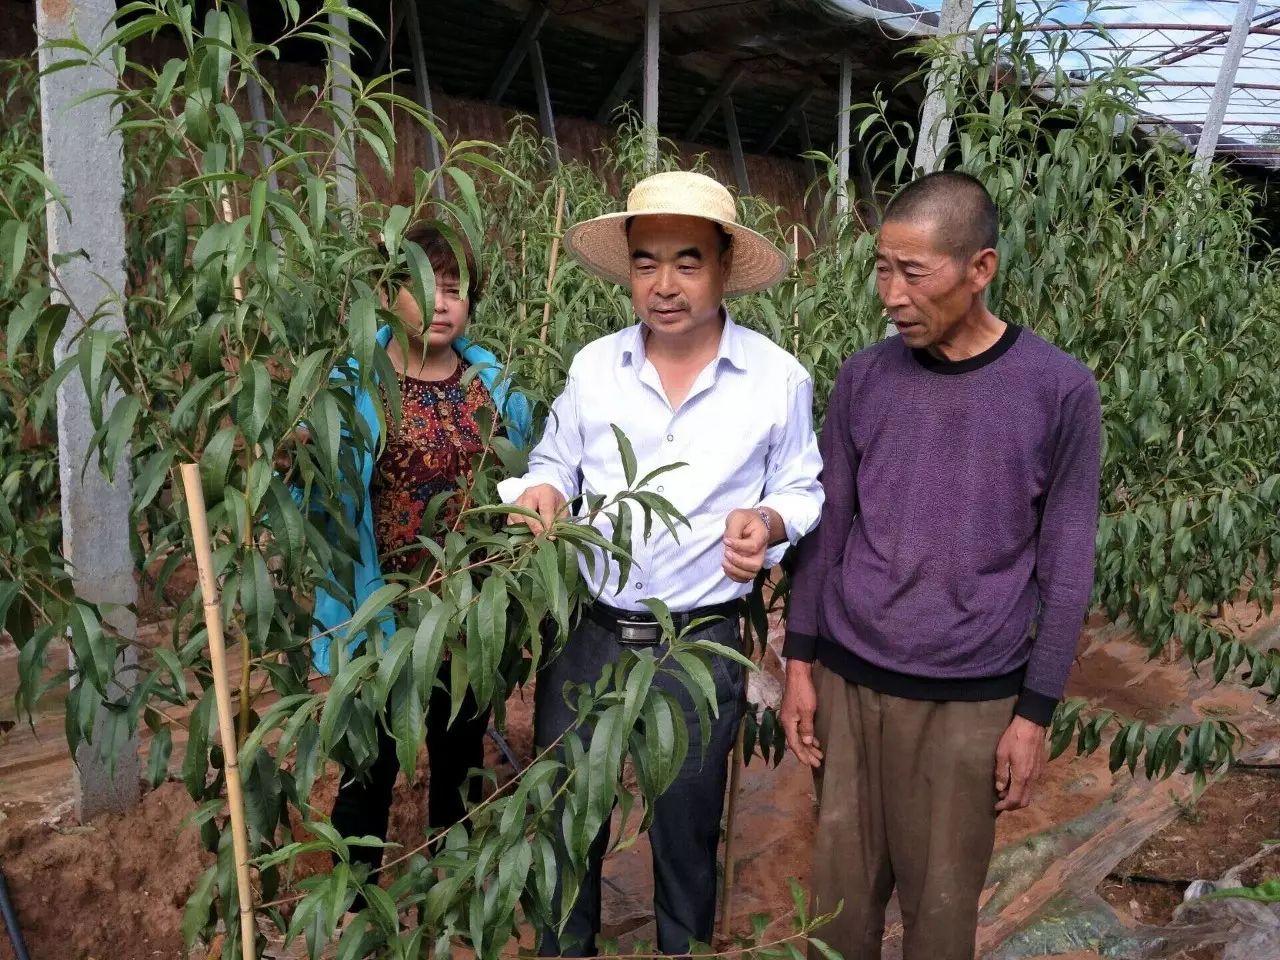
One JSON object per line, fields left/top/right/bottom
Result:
{"left": 635, "top": 582, "right": 643, "bottom": 590}
{"left": 666, "top": 434, "right": 674, "bottom": 442}
{"left": 657, "top": 485, "right": 664, "bottom": 493}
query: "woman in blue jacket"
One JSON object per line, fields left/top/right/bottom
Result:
{"left": 309, "top": 223, "right": 530, "bottom": 895}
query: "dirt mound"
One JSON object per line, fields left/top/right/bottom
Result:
{"left": 0, "top": 782, "right": 210, "bottom": 960}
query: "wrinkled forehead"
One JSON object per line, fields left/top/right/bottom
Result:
{"left": 876, "top": 217, "right": 952, "bottom": 263}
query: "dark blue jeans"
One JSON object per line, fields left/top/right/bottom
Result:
{"left": 533, "top": 614, "right": 746, "bottom": 956}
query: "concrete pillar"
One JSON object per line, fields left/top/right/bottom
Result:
{"left": 35, "top": 0, "right": 141, "bottom": 820}
{"left": 914, "top": 0, "right": 974, "bottom": 173}
{"left": 836, "top": 53, "right": 852, "bottom": 215}
{"left": 1194, "top": 0, "right": 1258, "bottom": 172}
{"left": 643, "top": 0, "right": 660, "bottom": 167}
{"left": 328, "top": 10, "right": 357, "bottom": 209}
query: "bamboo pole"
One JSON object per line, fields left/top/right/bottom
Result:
{"left": 718, "top": 720, "right": 745, "bottom": 939}
{"left": 180, "top": 464, "right": 256, "bottom": 960}
{"left": 791, "top": 226, "right": 801, "bottom": 353}
{"left": 518, "top": 228, "right": 529, "bottom": 327}
{"left": 217, "top": 187, "right": 255, "bottom": 745}
{"left": 539, "top": 184, "right": 567, "bottom": 344}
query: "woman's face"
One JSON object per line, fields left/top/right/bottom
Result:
{"left": 395, "top": 270, "right": 468, "bottom": 350}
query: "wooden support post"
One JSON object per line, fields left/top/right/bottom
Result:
{"left": 762, "top": 88, "right": 815, "bottom": 153}
{"left": 836, "top": 53, "right": 852, "bottom": 215}
{"left": 643, "top": 0, "right": 660, "bottom": 168}
{"left": 683, "top": 63, "right": 745, "bottom": 141}
{"left": 913, "top": 0, "right": 974, "bottom": 173}
{"left": 596, "top": 43, "right": 644, "bottom": 124}
{"left": 405, "top": 0, "right": 445, "bottom": 198}
{"left": 530, "top": 39, "right": 560, "bottom": 168}
{"left": 724, "top": 95, "right": 749, "bottom": 194}
{"left": 36, "top": 0, "right": 141, "bottom": 822}
{"left": 328, "top": 9, "right": 357, "bottom": 210}
{"left": 1194, "top": 0, "right": 1258, "bottom": 172}
{"left": 489, "top": 1, "right": 551, "bottom": 102}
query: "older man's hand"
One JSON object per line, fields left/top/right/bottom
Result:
{"left": 507, "top": 483, "right": 567, "bottom": 537}
{"left": 994, "top": 715, "right": 1047, "bottom": 812}
{"left": 781, "top": 660, "right": 823, "bottom": 768}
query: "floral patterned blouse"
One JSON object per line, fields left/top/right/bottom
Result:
{"left": 370, "top": 360, "right": 497, "bottom": 575}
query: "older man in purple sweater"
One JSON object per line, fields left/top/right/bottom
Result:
{"left": 783, "top": 171, "right": 1102, "bottom": 960}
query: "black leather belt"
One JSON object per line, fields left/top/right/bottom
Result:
{"left": 585, "top": 600, "right": 742, "bottom": 646}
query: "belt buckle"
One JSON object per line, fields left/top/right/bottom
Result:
{"left": 618, "top": 620, "right": 661, "bottom": 645}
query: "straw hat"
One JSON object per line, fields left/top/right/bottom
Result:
{"left": 562, "top": 171, "right": 790, "bottom": 297}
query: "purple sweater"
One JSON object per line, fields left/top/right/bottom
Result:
{"left": 784, "top": 324, "right": 1101, "bottom": 725}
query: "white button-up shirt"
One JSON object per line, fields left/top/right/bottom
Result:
{"left": 497, "top": 314, "right": 824, "bottom": 612}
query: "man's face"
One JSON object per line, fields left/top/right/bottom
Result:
{"left": 875, "top": 219, "right": 993, "bottom": 350}
{"left": 393, "top": 269, "right": 469, "bottom": 350}
{"left": 627, "top": 215, "right": 731, "bottom": 337}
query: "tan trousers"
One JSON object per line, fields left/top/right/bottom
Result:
{"left": 809, "top": 663, "right": 1016, "bottom": 960}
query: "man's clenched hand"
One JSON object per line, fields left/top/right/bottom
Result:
{"left": 723, "top": 508, "right": 773, "bottom": 583}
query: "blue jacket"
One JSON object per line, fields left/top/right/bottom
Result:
{"left": 310, "top": 326, "right": 531, "bottom": 674}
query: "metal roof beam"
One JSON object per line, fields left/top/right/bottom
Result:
{"left": 488, "top": 1, "right": 551, "bottom": 102}
{"left": 530, "top": 40, "right": 560, "bottom": 168}
{"left": 724, "top": 94, "right": 749, "bottom": 193}
{"left": 761, "top": 88, "right": 815, "bottom": 153}
{"left": 596, "top": 43, "right": 644, "bottom": 124}
{"left": 372, "top": 0, "right": 405, "bottom": 76}
{"left": 683, "top": 64, "right": 745, "bottom": 141}
{"left": 405, "top": 0, "right": 444, "bottom": 197}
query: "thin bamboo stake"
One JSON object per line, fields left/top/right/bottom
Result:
{"left": 218, "top": 185, "right": 255, "bottom": 745}
{"left": 790, "top": 226, "right": 801, "bottom": 353}
{"left": 539, "top": 184, "right": 567, "bottom": 344}
{"left": 718, "top": 719, "right": 746, "bottom": 939}
{"left": 518, "top": 228, "right": 528, "bottom": 327}
{"left": 180, "top": 463, "right": 256, "bottom": 960}
{"left": 236, "top": 480, "right": 254, "bottom": 745}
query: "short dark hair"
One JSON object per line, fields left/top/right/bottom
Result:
{"left": 382, "top": 223, "right": 482, "bottom": 306}
{"left": 882, "top": 171, "right": 999, "bottom": 260}
{"left": 624, "top": 216, "right": 734, "bottom": 255}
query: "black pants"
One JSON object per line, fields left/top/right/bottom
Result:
{"left": 331, "top": 667, "right": 490, "bottom": 889}
{"left": 533, "top": 615, "right": 746, "bottom": 956}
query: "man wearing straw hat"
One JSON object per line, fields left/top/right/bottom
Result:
{"left": 499, "top": 170, "right": 824, "bottom": 955}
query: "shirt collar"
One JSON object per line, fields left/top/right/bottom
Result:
{"left": 621, "top": 308, "right": 748, "bottom": 372}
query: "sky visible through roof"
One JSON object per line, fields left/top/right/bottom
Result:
{"left": 847, "top": 0, "right": 1280, "bottom": 162}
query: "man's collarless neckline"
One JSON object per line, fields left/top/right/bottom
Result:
{"left": 911, "top": 322, "right": 1021, "bottom": 375}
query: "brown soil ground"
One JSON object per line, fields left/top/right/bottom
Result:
{"left": 2, "top": 604, "right": 1279, "bottom": 960}
{"left": 0, "top": 782, "right": 209, "bottom": 960}
{"left": 1098, "top": 770, "right": 1280, "bottom": 926}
